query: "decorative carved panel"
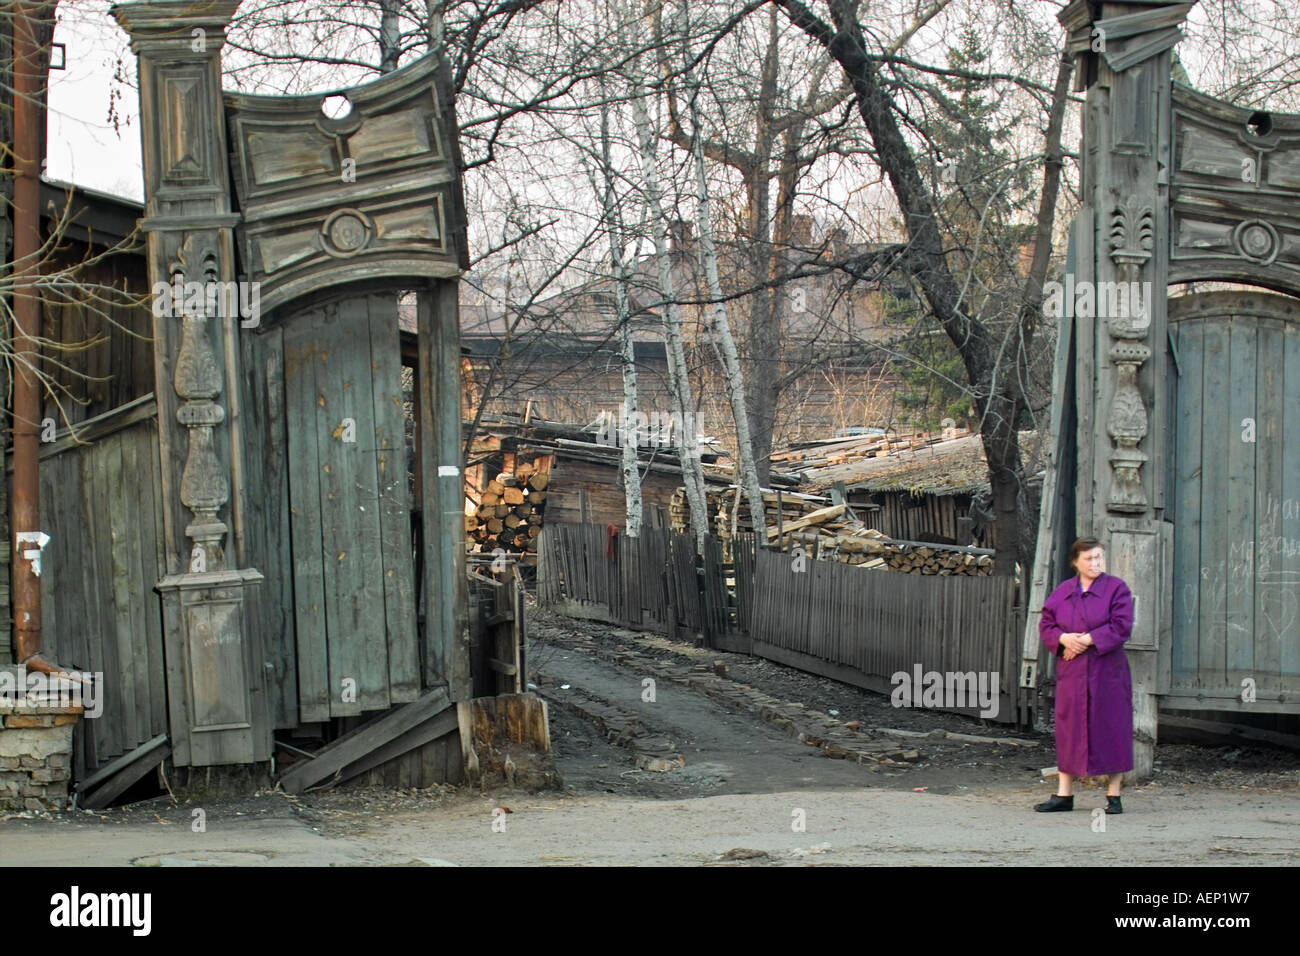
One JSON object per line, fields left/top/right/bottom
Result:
{"left": 1105, "top": 523, "right": 1161, "bottom": 650}
{"left": 1170, "top": 84, "right": 1300, "bottom": 294}
{"left": 1111, "top": 63, "right": 1155, "bottom": 155}
{"left": 225, "top": 55, "right": 466, "bottom": 315}
{"left": 160, "top": 70, "right": 212, "bottom": 183}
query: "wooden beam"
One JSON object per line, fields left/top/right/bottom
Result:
{"left": 764, "top": 503, "right": 846, "bottom": 539}
{"left": 76, "top": 733, "right": 167, "bottom": 794}
{"left": 331, "top": 707, "right": 460, "bottom": 785}
{"left": 79, "top": 738, "right": 171, "bottom": 810}
{"left": 1157, "top": 713, "right": 1300, "bottom": 753}
{"left": 276, "top": 686, "right": 452, "bottom": 794}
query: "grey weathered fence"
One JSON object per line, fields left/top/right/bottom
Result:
{"left": 15, "top": 397, "right": 170, "bottom": 779}
{"left": 537, "top": 520, "right": 727, "bottom": 639}
{"left": 539, "top": 519, "right": 1026, "bottom": 724}
{"left": 724, "top": 542, "right": 1023, "bottom": 723}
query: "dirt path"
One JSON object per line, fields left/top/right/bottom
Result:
{"left": 536, "top": 642, "right": 884, "bottom": 796}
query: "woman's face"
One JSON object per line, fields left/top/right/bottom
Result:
{"left": 1075, "top": 546, "right": 1105, "bottom": 577}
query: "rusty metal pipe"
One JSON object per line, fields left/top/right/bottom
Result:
{"left": 11, "top": 0, "right": 46, "bottom": 668}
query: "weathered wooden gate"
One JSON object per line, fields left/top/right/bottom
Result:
{"left": 1168, "top": 292, "right": 1300, "bottom": 705}
{"left": 111, "top": 0, "right": 469, "bottom": 772}
{"left": 1025, "top": 0, "right": 1300, "bottom": 778}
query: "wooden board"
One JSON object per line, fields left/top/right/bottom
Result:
{"left": 243, "top": 325, "right": 299, "bottom": 728}
{"left": 1171, "top": 319, "right": 1203, "bottom": 685}
{"left": 276, "top": 686, "right": 452, "bottom": 794}
{"left": 284, "top": 318, "right": 332, "bottom": 722}
{"left": 368, "top": 300, "right": 420, "bottom": 702}
{"left": 316, "top": 297, "right": 368, "bottom": 717}
{"left": 417, "top": 281, "right": 469, "bottom": 697}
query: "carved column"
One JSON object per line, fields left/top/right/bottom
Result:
{"left": 1061, "top": 0, "right": 1195, "bottom": 782}
{"left": 1106, "top": 196, "right": 1154, "bottom": 513}
{"left": 111, "top": 1, "right": 268, "bottom": 768}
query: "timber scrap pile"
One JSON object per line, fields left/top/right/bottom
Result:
{"left": 672, "top": 487, "right": 993, "bottom": 576}
{"left": 669, "top": 485, "right": 824, "bottom": 539}
{"left": 770, "top": 427, "right": 973, "bottom": 488}
{"left": 466, "top": 458, "right": 549, "bottom": 567}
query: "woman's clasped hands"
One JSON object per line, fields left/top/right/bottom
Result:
{"left": 1059, "top": 632, "right": 1093, "bottom": 661}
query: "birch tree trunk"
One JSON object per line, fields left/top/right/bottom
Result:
{"left": 624, "top": 71, "right": 710, "bottom": 553}
{"left": 682, "top": 66, "right": 768, "bottom": 540}
{"left": 378, "top": 0, "right": 400, "bottom": 72}
{"left": 597, "top": 92, "right": 644, "bottom": 538}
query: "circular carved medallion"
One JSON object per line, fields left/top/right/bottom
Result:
{"left": 1232, "top": 219, "right": 1280, "bottom": 265}
{"left": 321, "top": 208, "right": 374, "bottom": 258}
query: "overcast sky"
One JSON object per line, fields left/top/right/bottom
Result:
{"left": 47, "top": 2, "right": 141, "bottom": 199}
{"left": 42, "top": 0, "right": 1283, "bottom": 208}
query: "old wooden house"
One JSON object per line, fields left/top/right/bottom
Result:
{"left": 775, "top": 431, "right": 1045, "bottom": 547}
{"left": 459, "top": 224, "right": 906, "bottom": 458}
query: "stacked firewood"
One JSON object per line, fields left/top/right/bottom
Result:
{"left": 466, "top": 461, "right": 549, "bottom": 567}
{"left": 672, "top": 483, "right": 992, "bottom": 576}
{"left": 782, "top": 527, "right": 994, "bottom": 576}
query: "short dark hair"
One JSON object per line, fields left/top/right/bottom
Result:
{"left": 1069, "top": 536, "right": 1103, "bottom": 567}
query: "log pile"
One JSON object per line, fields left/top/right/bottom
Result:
{"left": 466, "top": 459, "right": 550, "bottom": 567}
{"left": 673, "top": 483, "right": 992, "bottom": 576}
{"left": 782, "top": 527, "right": 994, "bottom": 576}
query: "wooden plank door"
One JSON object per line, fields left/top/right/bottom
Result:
{"left": 282, "top": 293, "right": 420, "bottom": 722}
{"left": 1169, "top": 293, "right": 1300, "bottom": 707}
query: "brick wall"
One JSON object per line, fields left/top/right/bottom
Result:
{"left": 0, "top": 703, "right": 81, "bottom": 811}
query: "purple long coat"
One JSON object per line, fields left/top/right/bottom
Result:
{"left": 1039, "top": 573, "right": 1134, "bottom": 776}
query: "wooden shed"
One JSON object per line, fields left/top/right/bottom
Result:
{"left": 783, "top": 432, "right": 1045, "bottom": 547}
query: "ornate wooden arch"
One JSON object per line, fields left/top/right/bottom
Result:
{"left": 1025, "top": 0, "right": 1300, "bottom": 781}
{"left": 1169, "top": 85, "right": 1300, "bottom": 297}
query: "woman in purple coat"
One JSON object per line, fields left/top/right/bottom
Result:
{"left": 1034, "top": 537, "right": 1134, "bottom": 814}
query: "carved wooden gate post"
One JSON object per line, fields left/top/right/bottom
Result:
{"left": 1061, "top": 0, "right": 1195, "bottom": 781}
{"left": 111, "top": 1, "right": 269, "bottom": 767}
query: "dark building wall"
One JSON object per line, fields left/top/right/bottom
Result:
{"left": 41, "top": 245, "right": 153, "bottom": 429}
{"left": 464, "top": 344, "right": 903, "bottom": 464}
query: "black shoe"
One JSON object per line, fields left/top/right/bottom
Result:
{"left": 1034, "top": 794, "right": 1074, "bottom": 812}
{"left": 1105, "top": 796, "right": 1123, "bottom": 814}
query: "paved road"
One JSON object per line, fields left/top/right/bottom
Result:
{"left": 4, "top": 782, "right": 1299, "bottom": 866}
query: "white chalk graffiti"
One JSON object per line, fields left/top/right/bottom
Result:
{"left": 1181, "top": 496, "right": 1300, "bottom": 643}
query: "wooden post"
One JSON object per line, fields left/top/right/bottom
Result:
{"left": 1060, "top": 0, "right": 1195, "bottom": 782}
{"left": 111, "top": 1, "right": 268, "bottom": 768}
{"left": 419, "top": 279, "right": 471, "bottom": 700}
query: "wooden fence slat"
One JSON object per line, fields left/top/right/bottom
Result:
{"left": 1226, "top": 317, "right": 1257, "bottom": 679}
{"left": 1171, "top": 319, "right": 1203, "bottom": 684}
{"left": 1280, "top": 323, "right": 1300, "bottom": 682}
{"left": 1199, "top": 319, "right": 1230, "bottom": 691}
